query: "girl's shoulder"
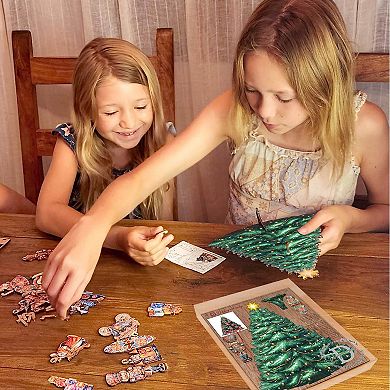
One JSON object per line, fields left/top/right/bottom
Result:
{"left": 354, "top": 98, "right": 389, "bottom": 162}
{"left": 355, "top": 99, "right": 388, "bottom": 139}
{"left": 52, "top": 123, "right": 76, "bottom": 151}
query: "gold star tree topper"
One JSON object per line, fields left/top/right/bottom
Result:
{"left": 247, "top": 302, "right": 259, "bottom": 311}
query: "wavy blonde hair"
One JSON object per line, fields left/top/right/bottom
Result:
{"left": 231, "top": 0, "right": 355, "bottom": 178}
{"left": 72, "top": 37, "right": 168, "bottom": 218}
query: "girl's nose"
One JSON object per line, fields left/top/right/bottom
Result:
{"left": 119, "top": 110, "right": 137, "bottom": 129}
{"left": 256, "top": 97, "right": 276, "bottom": 122}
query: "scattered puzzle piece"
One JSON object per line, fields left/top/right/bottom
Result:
{"left": 22, "top": 249, "right": 52, "bottom": 261}
{"left": 121, "top": 344, "right": 162, "bottom": 365}
{"left": 105, "top": 363, "right": 168, "bottom": 386}
{"left": 147, "top": 302, "right": 182, "bottom": 317}
{"left": 104, "top": 335, "right": 155, "bottom": 354}
{"left": 50, "top": 335, "right": 90, "bottom": 363}
{"left": 99, "top": 313, "right": 139, "bottom": 340}
{"left": 48, "top": 375, "right": 93, "bottom": 389}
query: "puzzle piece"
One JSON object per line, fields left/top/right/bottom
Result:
{"left": 104, "top": 335, "right": 155, "bottom": 354}
{"left": 121, "top": 344, "right": 162, "bottom": 365}
{"left": 48, "top": 376, "right": 93, "bottom": 389}
{"left": 0, "top": 275, "right": 29, "bottom": 296}
{"left": 147, "top": 302, "right": 182, "bottom": 317}
{"left": 69, "top": 291, "right": 105, "bottom": 315}
{"left": 105, "top": 363, "right": 168, "bottom": 386}
{"left": 98, "top": 313, "right": 139, "bottom": 340}
{"left": 50, "top": 335, "right": 90, "bottom": 363}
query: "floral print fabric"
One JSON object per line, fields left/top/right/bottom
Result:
{"left": 226, "top": 92, "right": 367, "bottom": 225}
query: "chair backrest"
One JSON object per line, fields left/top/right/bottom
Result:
{"left": 353, "top": 52, "right": 389, "bottom": 209}
{"left": 12, "top": 29, "right": 175, "bottom": 217}
{"left": 355, "top": 53, "right": 389, "bottom": 83}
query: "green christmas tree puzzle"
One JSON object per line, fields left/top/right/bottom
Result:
{"left": 249, "top": 306, "right": 353, "bottom": 389}
{"left": 209, "top": 214, "right": 321, "bottom": 279}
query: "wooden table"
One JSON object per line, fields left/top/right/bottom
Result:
{"left": 0, "top": 213, "right": 388, "bottom": 389}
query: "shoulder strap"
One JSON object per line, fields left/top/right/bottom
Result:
{"left": 354, "top": 90, "right": 367, "bottom": 113}
{"left": 52, "top": 123, "right": 76, "bottom": 152}
{"left": 165, "top": 122, "right": 177, "bottom": 136}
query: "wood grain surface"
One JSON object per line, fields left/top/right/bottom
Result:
{"left": 0, "top": 213, "right": 388, "bottom": 389}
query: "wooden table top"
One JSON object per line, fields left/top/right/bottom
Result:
{"left": 0, "top": 213, "right": 388, "bottom": 389}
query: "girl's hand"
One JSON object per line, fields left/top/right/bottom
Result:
{"left": 42, "top": 216, "right": 109, "bottom": 320}
{"left": 298, "top": 206, "right": 353, "bottom": 255}
{"left": 120, "top": 226, "right": 174, "bottom": 266}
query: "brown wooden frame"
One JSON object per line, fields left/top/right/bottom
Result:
{"left": 12, "top": 29, "right": 175, "bottom": 215}
{"left": 355, "top": 53, "right": 389, "bottom": 82}
{"left": 353, "top": 52, "right": 389, "bottom": 209}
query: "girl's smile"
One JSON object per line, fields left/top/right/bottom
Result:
{"left": 115, "top": 129, "right": 138, "bottom": 137}
{"left": 95, "top": 76, "right": 153, "bottom": 152}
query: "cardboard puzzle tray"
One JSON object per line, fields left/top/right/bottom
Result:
{"left": 194, "top": 279, "right": 376, "bottom": 390}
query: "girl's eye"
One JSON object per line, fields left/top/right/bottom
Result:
{"left": 104, "top": 111, "right": 117, "bottom": 116}
{"left": 276, "top": 96, "right": 293, "bottom": 103}
{"left": 135, "top": 105, "right": 147, "bottom": 110}
{"left": 245, "top": 87, "right": 258, "bottom": 94}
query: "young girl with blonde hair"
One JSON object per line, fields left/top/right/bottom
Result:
{"left": 43, "top": 0, "right": 388, "bottom": 319}
{"left": 36, "top": 37, "right": 175, "bottom": 268}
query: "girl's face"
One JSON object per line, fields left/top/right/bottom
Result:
{"left": 243, "top": 51, "right": 309, "bottom": 135}
{"left": 95, "top": 76, "right": 153, "bottom": 150}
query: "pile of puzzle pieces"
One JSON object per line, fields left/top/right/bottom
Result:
{"left": 100, "top": 313, "right": 168, "bottom": 386}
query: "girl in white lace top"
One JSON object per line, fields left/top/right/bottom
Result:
{"left": 42, "top": 0, "right": 388, "bottom": 319}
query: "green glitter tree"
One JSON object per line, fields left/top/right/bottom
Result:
{"left": 220, "top": 315, "right": 245, "bottom": 335}
{"left": 209, "top": 214, "right": 321, "bottom": 279}
{"left": 249, "top": 306, "right": 352, "bottom": 389}
{"left": 262, "top": 294, "right": 287, "bottom": 310}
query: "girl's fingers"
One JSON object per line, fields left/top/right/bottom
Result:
{"left": 129, "top": 248, "right": 151, "bottom": 259}
{"left": 298, "top": 210, "right": 332, "bottom": 235}
{"left": 128, "top": 227, "right": 166, "bottom": 251}
{"left": 55, "top": 272, "right": 87, "bottom": 319}
{"left": 149, "top": 247, "right": 169, "bottom": 265}
{"left": 140, "top": 247, "right": 168, "bottom": 266}
{"left": 318, "top": 241, "right": 332, "bottom": 256}
{"left": 143, "top": 233, "right": 164, "bottom": 252}
{"left": 42, "top": 252, "right": 60, "bottom": 291}
{"left": 146, "top": 234, "right": 174, "bottom": 255}
{"left": 44, "top": 266, "right": 69, "bottom": 307}
{"left": 66, "top": 278, "right": 92, "bottom": 319}
{"left": 130, "top": 246, "right": 169, "bottom": 266}
{"left": 150, "top": 226, "right": 165, "bottom": 236}
{"left": 318, "top": 227, "right": 341, "bottom": 256}
{"left": 298, "top": 216, "right": 323, "bottom": 234}
{"left": 140, "top": 226, "right": 165, "bottom": 239}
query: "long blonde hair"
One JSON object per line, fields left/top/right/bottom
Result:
{"left": 72, "top": 37, "right": 167, "bottom": 218}
{"left": 232, "top": 0, "right": 355, "bottom": 177}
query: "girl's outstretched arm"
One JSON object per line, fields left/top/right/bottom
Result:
{"left": 42, "top": 91, "right": 233, "bottom": 318}
{"left": 299, "top": 101, "right": 389, "bottom": 254}
{"left": 36, "top": 138, "right": 174, "bottom": 266}
{"left": 157, "top": 132, "right": 176, "bottom": 221}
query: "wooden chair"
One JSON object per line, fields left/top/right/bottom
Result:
{"left": 353, "top": 52, "right": 389, "bottom": 209}
{"left": 12, "top": 29, "right": 176, "bottom": 217}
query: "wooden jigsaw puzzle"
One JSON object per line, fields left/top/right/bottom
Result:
{"left": 194, "top": 279, "right": 376, "bottom": 390}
